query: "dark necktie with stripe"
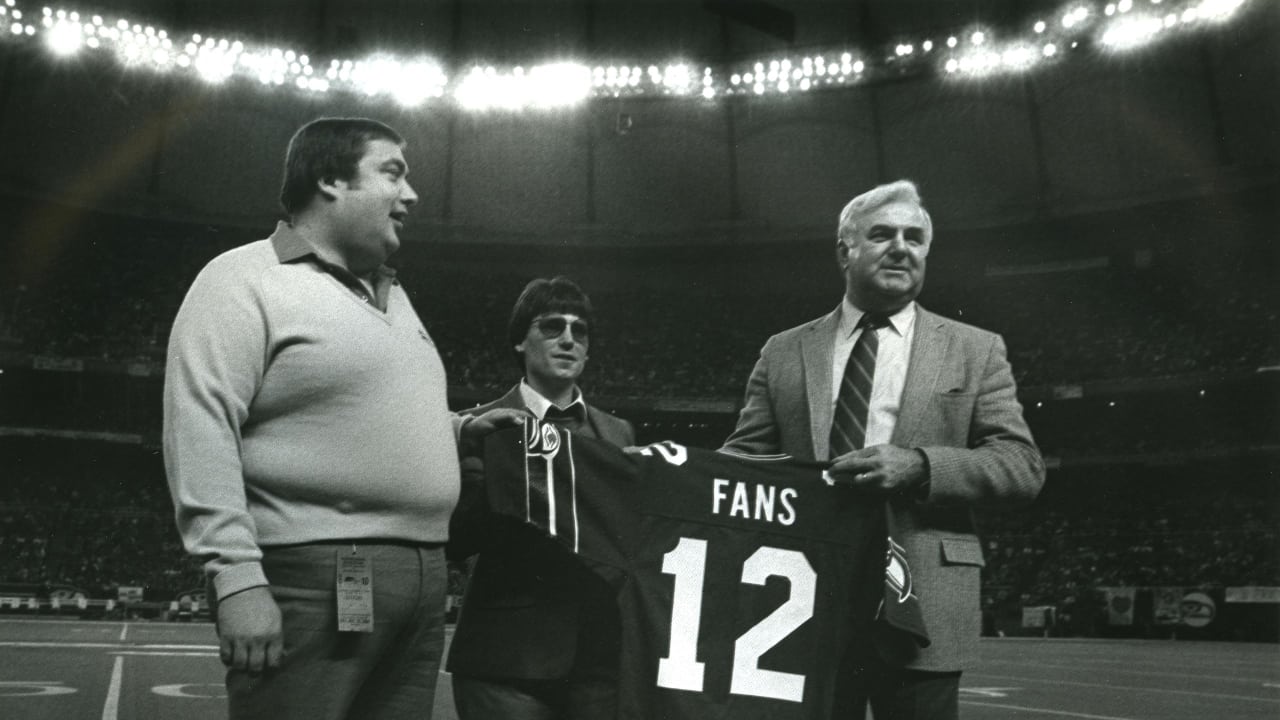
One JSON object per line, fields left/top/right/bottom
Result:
{"left": 829, "top": 314, "right": 889, "bottom": 459}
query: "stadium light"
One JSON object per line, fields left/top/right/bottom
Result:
{"left": 0, "top": 0, "right": 1261, "bottom": 106}
{"left": 46, "top": 19, "right": 81, "bottom": 55}
{"left": 454, "top": 66, "right": 517, "bottom": 110}
{"left": 1001, "top": 44, "right": 1038, "bottom": 70}
{"left": 1099, "top": 14, "right": 1164, "bottom": 49}
{"left": 1198, "top": 0, "right": 1246, "bottom": 22}
{"left": 195, "top": 50, "right": 234, "bottom": 83}
{"left": 528, "top": 62, "right": 591, "bottom": 108}
{"left": 661, "top": 63, "right": 692, "bottom": 94}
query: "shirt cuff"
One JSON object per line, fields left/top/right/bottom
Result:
{"left": 452, "top": 412, "right": 474, "bottom": 444}
{"left": 912, "top": 448, "right": 932, "bottom": 501}
{"left": 213, "top": 562, "right": 269, "bottom": 601}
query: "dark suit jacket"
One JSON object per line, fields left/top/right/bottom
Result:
{"left": 722, "top": 304, "right": 1045, "bottom": 672}
{"left": 446, "top": 384, "right": 636, "bottom": 679}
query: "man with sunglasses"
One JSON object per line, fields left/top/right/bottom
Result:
{"left": 447, "top": 276, "right": 635, "bottom": 720}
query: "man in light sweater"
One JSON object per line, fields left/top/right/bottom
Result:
{"left": 163, "top": 117, "right": 522, "bottom": 720}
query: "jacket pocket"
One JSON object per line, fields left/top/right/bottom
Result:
{"left": 940, "top": 536, "right": 985, "bottom": 567}
{"left": 934, "top": 391, "right": 976, "bottom": 445}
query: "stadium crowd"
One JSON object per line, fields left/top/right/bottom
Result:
{"left": 1, "top": 441, "right": 1276, "bottom": 611}
{"left": 1, "top": 225, "right": 1276, "bottom": 398}
{"left": 0, "top": 441, "right": 200, "bottom": 598}
{"left": 978, "top": 469, "right": 1279, "bottom": 608}
{"left": 0, "top": 212, "right": 1275, "bottom": 631}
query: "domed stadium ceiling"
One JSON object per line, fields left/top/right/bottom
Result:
{"left": 68, "top": 0, "right": 1081, "bottom": 61}
{"left": 0, "top": 0, "right": 1271, "bottom": 241}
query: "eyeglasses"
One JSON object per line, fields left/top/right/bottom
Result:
{"left": 532, "top": 315, "right": 589, "bottom": 342}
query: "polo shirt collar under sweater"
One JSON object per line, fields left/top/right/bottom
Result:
{"left": 269, "top": 220, "right": 398, "bottom": 311}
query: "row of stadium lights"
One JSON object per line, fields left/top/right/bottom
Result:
{"left": 2, "top": 0, "right": 1250, "bottom": 111}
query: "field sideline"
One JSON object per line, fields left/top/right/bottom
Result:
{"left": 1, "top": 618, "right": 1277, "bottom": 719}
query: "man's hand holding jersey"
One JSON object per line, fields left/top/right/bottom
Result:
{"left": 828, "top": 445, "right": 930, "bottom": 499}
{"left": 461, "top": 407, "right": 532, "bottom": 441}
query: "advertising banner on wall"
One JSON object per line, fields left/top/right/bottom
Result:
{"left": 1225, "top": 587, "right": 1280, "bottom": 604}
{"left": 1153, "top": 586, "right": 1184, "bottom": 625}
{"left": 1102, "top": 587, "right": 1136, "bottom": 626}
{"left": 1180, "top": 591, "right": 1217, "bottom": 628}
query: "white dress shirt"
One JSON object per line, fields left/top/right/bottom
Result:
{"left": 519, "top": 379, "right": 586, "bottom": 420}
{"left": 830, "top": 299, "right": 917, "bottom": 448}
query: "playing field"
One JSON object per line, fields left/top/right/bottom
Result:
{"left": 1, "top": 618, "right": 1276, "bottom": 719}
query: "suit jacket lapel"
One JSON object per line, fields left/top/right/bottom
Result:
{"left": 893, "top": 306, "right": 949, "bottom": 447}
{"left": 802, "top": 308, "right": 841, "bottom": 460}
{"left": 497, "top": 384, "right": 526, "bottom": 411}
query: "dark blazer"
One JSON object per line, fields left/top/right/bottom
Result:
{"left": 722, "top": 304, "right": 1045, "bottom": 671}
{"left": 446, "top": 384, "right": 636, "bottom": 679}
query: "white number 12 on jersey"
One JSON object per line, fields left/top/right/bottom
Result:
{"left": 656, "top": 537, "right": 817, "bottom": 702}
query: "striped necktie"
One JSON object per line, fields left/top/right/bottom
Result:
{"left": 829, "top": 314, "right": 889, "bottom": 459}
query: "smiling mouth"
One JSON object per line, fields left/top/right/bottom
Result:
{"left": 389, "top": 212, "right": 407, "bottom": 227}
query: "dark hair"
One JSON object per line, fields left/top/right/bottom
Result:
{"left": 279, "top": 117, "right": 405, "bottom": 216}
{"left": 507, "top": 276, "right": 594, "bottom": 371}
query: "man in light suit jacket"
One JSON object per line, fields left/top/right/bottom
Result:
{"left": 447, "top": 276, "right": 636, "bottom": 720}
{"left": 722, "top": 180, "right": 1044, "bottom": 720}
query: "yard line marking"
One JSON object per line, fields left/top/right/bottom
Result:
{"left": 153, "top": 684, "right": 225, "bottom": 699}
{"left": 101, "top": 656, "right": 123, "bottom": 720}
{"left": 0, "top": 641, "right": 219, "bottom": 650}
{"left": 962, "top": 687, "right": 1020, "bottom": 698}
{"left": 983, "top": 658, "right": 1276, "bottom": 684}
{"left": 118, "top": 623, "right": 128, "bottom": 641}
{"left": 110, "top": 651, "right": 219, "bottom": 657}
{"left": 0, "top": 618, "right": 212, "bottom": 627}
{"left": 971, "top": 673, "right": 1280, "bottom": 704}
{"left": 0, "top": 681, "right": 77, "bottom": 696}
{"left": 961, "top": 700, "right": 1139, "bottom": 720}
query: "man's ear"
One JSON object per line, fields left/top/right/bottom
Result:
{"left": 316, "top": 175, "right": 342, "bottom": 202}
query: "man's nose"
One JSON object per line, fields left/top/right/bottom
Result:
{"left": 401, "top": 182, "right": 419, "bottom": 207}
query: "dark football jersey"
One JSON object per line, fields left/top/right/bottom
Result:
{"left": 480, "top": 419, "right": 928, "bottom": 720}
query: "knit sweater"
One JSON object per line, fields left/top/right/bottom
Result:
{"left": 163, "top": 225, "right": 460, "bottom": 600}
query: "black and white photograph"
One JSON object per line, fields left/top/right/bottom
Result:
{"left": 0, "top": 0, "right": 1276, "bottom": 718}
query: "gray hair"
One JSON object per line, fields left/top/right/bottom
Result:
{"left": 836, "top": 180, "right": 932, "bottom": 245}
